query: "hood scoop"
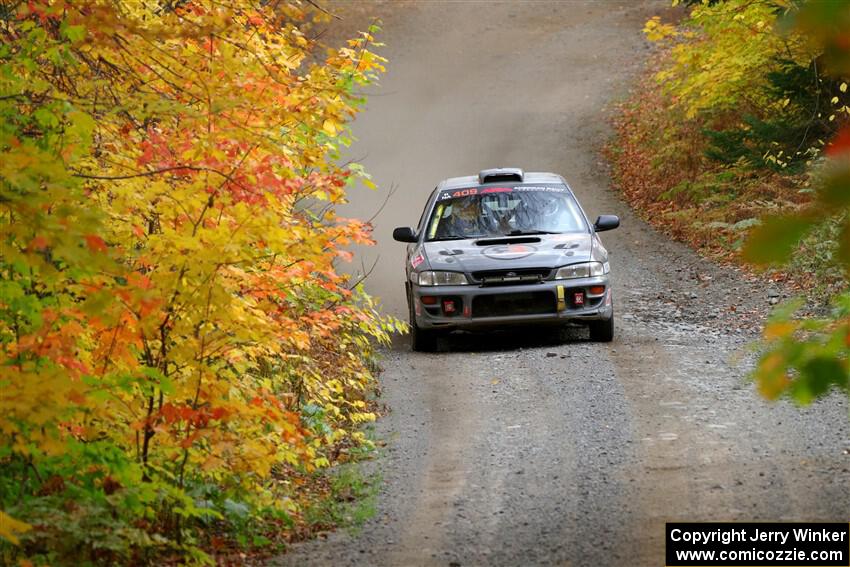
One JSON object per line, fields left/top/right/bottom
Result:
{"left": 474, "top": 236, "right": 541, "bottom": 246}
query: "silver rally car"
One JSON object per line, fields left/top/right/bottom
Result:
{"left": 393, "top": 168, "right": 620, "bottom": 351}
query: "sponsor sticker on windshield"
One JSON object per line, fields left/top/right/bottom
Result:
{"left": 438, "top": 184, "right": 566, "bottom": 200}
{"left": 512, "top": 186, "right": 567, "bottom": 192}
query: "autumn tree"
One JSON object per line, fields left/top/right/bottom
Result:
{"left": 0, "top": 1, "right": 399, "bottom": 563}
{"left": 633, "top": 0, "right": 850, "bottom": 409}
{"left": 743, "top": 1, "right": 850, "bottom": 408}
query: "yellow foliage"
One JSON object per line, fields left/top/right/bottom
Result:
{"left": 0, "top": 0, "right": 400, "bottom": 560}
{"left": 0, "top": 511, "right": 32, "bottom": 545}
{"left": 643, "top": 16, "right": 677, "bottom": 42}
{"left": 652, "top": 0, "right": 816, "bottom": 118}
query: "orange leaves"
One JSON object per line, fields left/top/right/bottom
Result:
{"left": 84, "top": 234, "right": 108, "bottom": 253}
{"left": 160, "top": 403, "right": 219, "bottom": 427}
{"left": 27, "top": 235, "right": 48, "bottom": 251}
{"left": 0, "top": 0, "right": 404, "bottom": 558}
{"left": 246, "top": 13, "right": 265, "bottom": 27}
{"left": 65, "top": 389, "right": 87, "bottom": 406}
{"left": 126, "top": 272, "right": 151, "bottom": 290}
{"left": 336, "top": 249, "right": 354, "bottom": 262}
{"left": 23, "top": 0, "right": 62, "bottom": 24}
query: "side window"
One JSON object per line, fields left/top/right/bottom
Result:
{"left": 427, "top": 203, "right": 446, "bottom": 240}
{"left": 416, "top": 188, "right": 437, "bottom": 232}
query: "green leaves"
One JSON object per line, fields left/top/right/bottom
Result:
{"left": 731, "top": 2, "right": 850, "bottom": 412}
{"left": 742, "top": 214, "right": 817, "bottom": 266}
{"left": 60, "top": 22, "right": 86, "bottom": 43}
{"left": 794, "top": 357, "right": 847, "bottom": 404}
{"left": 632, "top": 1, "right": 850, "bottom": 416}
{"left": 753, "top": 296, "right": 850, "bottom": 405}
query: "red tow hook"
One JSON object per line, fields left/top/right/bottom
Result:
{"left": 443, "top": 299, "right": 456, "bottom": 314}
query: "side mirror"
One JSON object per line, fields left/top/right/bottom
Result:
{"left": 594, "top": 215, "right": 620, "bottom": 232}
{"left": 392, "top": 226, "right": 418, "bottom": 243}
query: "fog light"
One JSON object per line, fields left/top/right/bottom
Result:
{"left": 573, "top": 291, "right": 585, "bottom": 306}
{"left": 421, "top": 296, "right": 437, "bottom": 305}
{"left": 443, "top": 299, "right": 456, "bottom": 314}
{"left": 589, "top": 285, "right": 605, "bottom": 296}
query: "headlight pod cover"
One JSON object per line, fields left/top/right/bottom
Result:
{"left": 417, "top": 270, "right": 468, "bottom": 286}
{"left": 555, "top": 261, "right": 607, "bottom": 280}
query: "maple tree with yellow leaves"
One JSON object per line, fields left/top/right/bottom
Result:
{"left": 0, "top": 1, "right": 399, "bottom": 563}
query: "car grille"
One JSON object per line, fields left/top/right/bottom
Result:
{"left": 472, "top": 291, "right": 555, "bottom": 318}
{"left": 471, "top": 268, "right": 551, "bottom": 286}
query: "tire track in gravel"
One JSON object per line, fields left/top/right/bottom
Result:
{"left": 384, "top": 353, "right": 485, "bottom": 565}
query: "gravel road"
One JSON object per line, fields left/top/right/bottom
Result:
{"left": 275, "top": 2, "right": 850, "bottom": 565}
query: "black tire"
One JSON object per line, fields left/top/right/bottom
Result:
{"left": 408, "top": 291, "right": 438, "bottom": 352}
{"left": 588, "top": 314, "right": 614, "bottom": 342}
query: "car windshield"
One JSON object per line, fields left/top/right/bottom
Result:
{"left": 425, "top": 185, "right": 588, "bottom": 241}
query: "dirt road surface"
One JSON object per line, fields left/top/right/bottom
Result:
{"left": 276, "top": 2, "right": 850, "bottom": 565}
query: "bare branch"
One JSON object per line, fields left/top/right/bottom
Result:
{"left": 306, "top": 0, "right": 341, "bottom": 21}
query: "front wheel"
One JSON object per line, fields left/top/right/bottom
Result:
{"left": 588, "top": 314, "right": 614, "bottom": 342}
{"left": 409, "top": 292, "right": 438, "bottom": 352}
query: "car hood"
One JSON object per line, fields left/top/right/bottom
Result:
{"left": 421, "top": 233, "right": 593, "bottom": 273}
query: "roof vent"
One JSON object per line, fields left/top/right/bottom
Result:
{"left": 478, "top": 167, "right": 524, "bottom": 184}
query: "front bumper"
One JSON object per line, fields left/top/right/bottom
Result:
{"left": 410, "top": 276, "right": 613, "bottom": 331}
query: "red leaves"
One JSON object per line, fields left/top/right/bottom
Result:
{"left": 65, "top": 389, "right": 87, "bottom": 405}
{"left": 127, "top": 272, "right": 151, "bottom": 290}
{"left": 827, "top": 126, "right": 850, "bottom": 157}
{"left": 160, "top": 403, "right": 193, "bottom": 424}
{"left": 24, "top": 1, "right": 61, "bottom": 25}
{"left": 37, "top": 475, "right": 66, "bottom": 497}
{"left": 159, "top": 403, "right": 229, "bottom": 427}
{"left": 136, "top": 129, "right": 177, "bottom": 168}
{"left": 84, "top": 234, "right": 108, "bottom": 253}
{"left": 28, "top": 235, "right": 48, "bottom": 251}
{"left": 101, "top": 475, "right": 122, "bottom": 495}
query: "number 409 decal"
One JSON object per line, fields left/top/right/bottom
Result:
{"left": 451, "top": 188, "right": 477, "bottom": 197}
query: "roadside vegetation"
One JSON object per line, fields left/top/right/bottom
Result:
{"left": 607, "top": 0, "right": 850, "bottom": 410}
{"left": 0, "top": 1, "right": 401, "bottom": 564}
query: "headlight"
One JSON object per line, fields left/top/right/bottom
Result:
{"left": 417, "top": 271, "right": 468, "bottom": 286}
{"left": 555, "top": 262, "right": 607, "bottom": 279}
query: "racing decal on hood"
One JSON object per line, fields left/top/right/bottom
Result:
{"left": 423, "top": 232, "right": 593, "bottom": 272}
{"left": 481, "top": 243, "right": 537, "bottom": 261}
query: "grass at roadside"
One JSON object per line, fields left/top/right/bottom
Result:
{"left": 188, "top": 424, "right": 383, "bottom": 563}
{"left": 303, "top": 465, "right": 381, "bottom": 536}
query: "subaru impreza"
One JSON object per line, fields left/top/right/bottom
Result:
{"left": 393, "top": 168, "right": 619, "bottom": 351}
